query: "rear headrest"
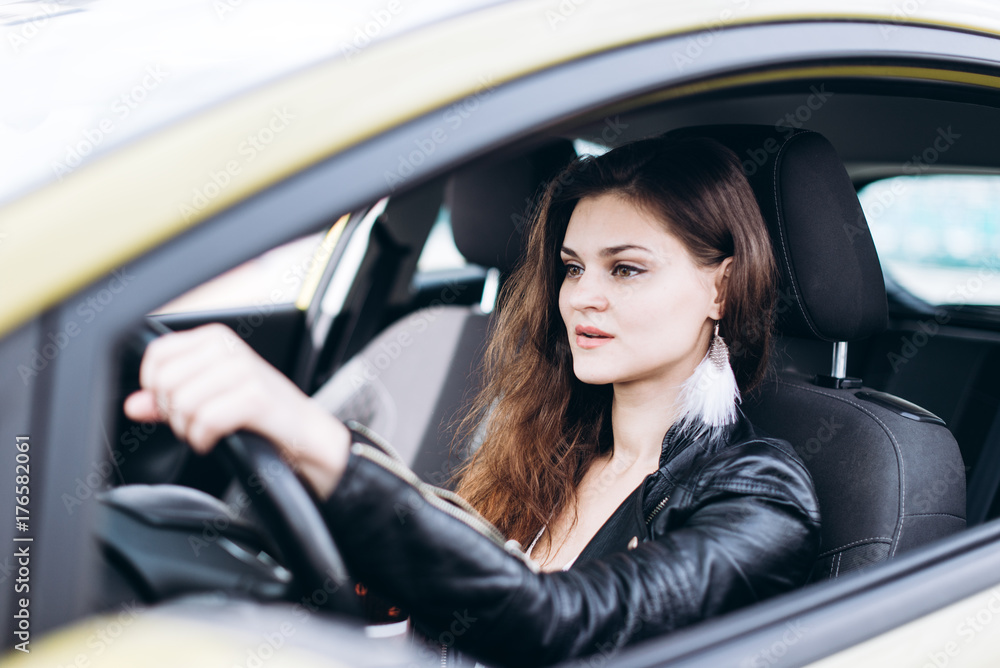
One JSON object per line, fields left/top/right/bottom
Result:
{"left": 667, "top": 125, "right": 888, "bottom": 342}
{"left": 446, "top": 140, "right": 576, "bottom": 273}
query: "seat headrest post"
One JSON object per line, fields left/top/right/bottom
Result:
{"left": 832, "top": 341, "right": 848, "bottom": 379}
{"left": 478, "top": 267, "right": 501, "bottom": 315}
{"left": 816, "top": 339, "right": 862, "bottom": 389}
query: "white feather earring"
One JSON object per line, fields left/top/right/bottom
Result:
{"left": 674, "top": 321, "right": 740, "bottom": 439}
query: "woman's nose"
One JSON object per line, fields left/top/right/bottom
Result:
{"left": 568, "top": 271, "right": 609, "bottom": 311}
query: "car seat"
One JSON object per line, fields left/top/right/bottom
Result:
{"left": 668, "top": 125, "right": 966, "bottom": 579}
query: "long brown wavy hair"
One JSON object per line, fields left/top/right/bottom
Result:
{"left": 452, "top": 137, "right": 777, "bottom": 549}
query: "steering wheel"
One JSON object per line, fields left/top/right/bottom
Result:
{"left": 130, "top": 320, "right": 361, "bottom": 615}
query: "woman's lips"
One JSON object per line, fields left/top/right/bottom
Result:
{"left": 575, "top": 325, "right": 613, "bottom": 349}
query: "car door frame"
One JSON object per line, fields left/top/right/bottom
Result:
{"left": 9, "top": 17, "right": 1000, "bottom": 665}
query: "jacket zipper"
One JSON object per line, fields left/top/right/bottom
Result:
{"left": 645, "top": 495, "right": 670, "bottom": 525}
{"left": 441, "top": 643, "right": 448, "bottom": 668}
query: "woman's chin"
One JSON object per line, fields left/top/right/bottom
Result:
{"left": 572, "top": 365, "right": 620, "bottom": 386}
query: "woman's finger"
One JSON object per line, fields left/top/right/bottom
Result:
{"left": 183, "top": 383, "right": 271, "bottom": 455}
{"left": 140, "top": 323, "right": 245, "bottom": 391}
{"left": 123, "top": 389, "right": 161, "bottom": 423}
{"left": 164, "top": 355, "right": 267, "bottom": 446}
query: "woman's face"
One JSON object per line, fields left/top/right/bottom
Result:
{"left": 558, "top": 193, "right": 730, "bottom": 390}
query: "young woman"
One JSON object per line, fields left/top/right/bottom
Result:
{"left": 125, "top": 137, "right": 821, "bottom": 667}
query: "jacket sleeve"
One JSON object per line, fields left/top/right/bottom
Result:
{"left": 321, "top": 439, "right": 820, "bottom": 668}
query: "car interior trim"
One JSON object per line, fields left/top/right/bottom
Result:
{"left": 597, "top": 64, "right": 1000, "bottom": 115}
{"left": 294, "top": 213, "right": 350, "bottom": 311}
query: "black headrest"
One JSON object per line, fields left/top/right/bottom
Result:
{"left": 446, "top": 140, "right": 576, "bottom": 273}
{"left": 667, "top": 125, "right": 888, "bottom": 342}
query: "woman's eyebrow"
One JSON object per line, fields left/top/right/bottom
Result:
{"left": 561, "top": 244, "right": 653, "bottom": 258}
{"left": 601, "top": 244, "right": 651, "bottom": 257}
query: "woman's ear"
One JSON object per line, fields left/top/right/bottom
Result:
{"left": 708, "top": 257, "right": 734, "bottom": 321}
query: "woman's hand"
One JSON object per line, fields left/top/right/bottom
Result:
{"left": 123, "top": 323, "right": 351, "bottom": 499}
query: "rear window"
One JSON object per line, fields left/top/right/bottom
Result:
{"left": 858, "top": 174, "right": 1000, "bottom": 306}
{"left": 416, "top": 205, "right": 468, "bottom": 272}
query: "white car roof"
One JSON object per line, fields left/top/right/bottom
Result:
{"left": 0, "top": 0, "right": 498, "bottom": 202}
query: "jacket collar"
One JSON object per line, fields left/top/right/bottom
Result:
{"left": 658, "top": 406, "right": 749, "bottom": 469}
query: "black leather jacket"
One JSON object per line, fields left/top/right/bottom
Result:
{"left": 321, "top": 410, "right": 821, "bottom": 668}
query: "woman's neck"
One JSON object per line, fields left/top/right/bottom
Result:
{"left": 609, "top": 380, "right": 682, "bottom": 470}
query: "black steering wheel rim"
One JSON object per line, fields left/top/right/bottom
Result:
{"left": 132, "top": 319, "right": 360, "bottom": 615}
{"left": 218, "top": 431, "right": 359, "bottom": 614}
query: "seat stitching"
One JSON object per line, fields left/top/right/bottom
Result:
{"left": 774, "top": 377, "right": 907, "bottom": 557}
{"left": 770, "top": 133, "right": 824, "bottom": 340}
{"left": 817, "top": 536, "right": 892, "bottom": 558}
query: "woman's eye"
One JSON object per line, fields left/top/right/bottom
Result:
{"left": 563, "top": 264, "right": 583, "bottom": 277}
{"left": 612, "top": 264, "right": 642, "bottom": 278}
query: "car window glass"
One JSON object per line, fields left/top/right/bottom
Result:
{"left": 416, "top": 204, "right": 467, "bottom": 272}
{"left": 858, "top": 174, "right": 1000, "bottom": 306}
{"left": 573, "top": 138, "right": 610, "bottom": 156}
{"left": 152, "top": 231, "right": 324, "bottom": 314}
